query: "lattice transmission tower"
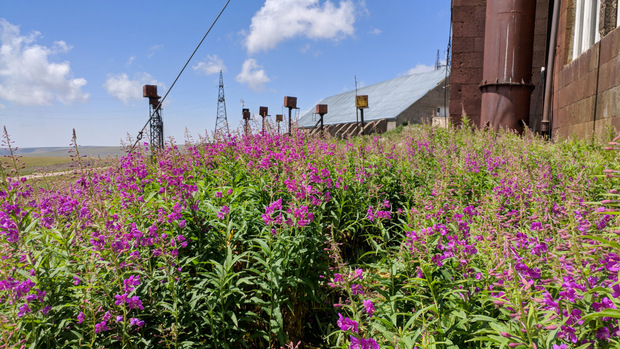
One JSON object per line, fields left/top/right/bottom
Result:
{"left": 215, "top": 70, "right": 229, "bottom": 135}
{"left": 143, "top": 85, "right": 164, "bottom": 150}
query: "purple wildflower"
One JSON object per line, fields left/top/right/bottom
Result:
{"left": 560, "top": 325, "right": 578, "bottom": 343}
{"left": 592, "top": 297, "right": 616, "bottom": 312}
{"left": 17, "top": 303, "right": 31, "bottom": 317}
{"left": 36, "top": 289, "right": 46, "bottom": 302}
{"left": 115, "top": 293, "right": 129, "bottom": 306}
{"left": 367, "top": 206, "right": 375, "bottom": 221}
{"left": 77, "top": 311, "right": 85, "bottom": 324}
{"left": 612, "top": 284, "right": 620, "bottom": 298}
{"left": 362, "top": 299, "right": 375, "bottom": 317}
{"left": 217, "top": 206, "right": 230, "bottom": 220}
{"left": 350, "top": 336, "right": 380, "bottom": 349}
{"left": 596, "top": 327, "right": 610, "bottom": 341}
{"left": 127, "top": 296, "right": 144, "bottom": 310}
{"left": 123, "top": 275, "right": 141, "bottom": 292}
{"left": 337, "top": 313, "right": 359, "bottom": 333}
{"left": 94, "top": 321, "right": 109, "bottom": 333}
{"left": 130, "top": 317, "right": 145, "bottom": 327}
{"left": 375, "top": 210, "right": 391, "bottom": 220}
{"left": 351, "top": 284, "right": 363, "bottom": 295}
{"left": 41, "top": 305, "right": 51, "bottom": 315}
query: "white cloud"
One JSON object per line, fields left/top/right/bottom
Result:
{"left": 406, "top": 64, "right": 436, "bottom": 75}
{"left": 125, "top": 56, "right": 135, "bottom": 67}
{"left": 103, "top": 72, "right": 162, "bottom": 104}
{"left": 300, "top": 43, "right": 322, "bottom": 56}
{"left": 0, "top": 19, "right": 89, "bottom": 106}
{"left": 236, "top": 58, "right": 270, "bottom": 92}
{"left": 148, "top": 45, "right": 163, "bottom": 58}
{"left": 193, "top": 54, "right": 226, "bottom": 75}
{"left": 369, "top": 27, "right": 381, "bottom": 35}
{"left": 245, "top": 0, "right": 356, "bottom": 54}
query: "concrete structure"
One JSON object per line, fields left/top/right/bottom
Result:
{"left": 297, "top": 69, "right": 450, "bottom": 137}
{"left": 450, "top": 0, "right": 620, "bottom": 140}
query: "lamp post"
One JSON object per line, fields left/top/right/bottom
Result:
{"left": 259, "top": 106, "right": 269, "bottom": 134}
{"left": 284, "top": 96, "right": 298, "bottom": 136}
{"left": 356, "top": 95, "right": 368, "bottom": 135}
{"left": 316, "top": 104, "right": 328, "bottom": 138}
{"left": 242, "top": 108, "right": 251, "bottom": 136}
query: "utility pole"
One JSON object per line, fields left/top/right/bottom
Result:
{"left": 355, "top": 76, "right": 359, "bottom": 127}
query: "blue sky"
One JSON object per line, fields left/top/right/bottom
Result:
{"left": 0, "top": 0, "right": 451, "bottom": 147}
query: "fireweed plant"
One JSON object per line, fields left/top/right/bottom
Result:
{"left": 0, "top": 121, "right": 618, "bottom": 348}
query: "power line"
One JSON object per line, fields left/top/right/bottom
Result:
{"left": 130, "top": 0, "right": 231, "bottom": 152}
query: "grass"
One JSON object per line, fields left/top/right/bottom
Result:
{"left": 18, "top": 157, "right": 74, "bottom": 174}
{"left": 2, "top": 155, "right": 118, "bottom": 176}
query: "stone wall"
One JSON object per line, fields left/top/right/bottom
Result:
{"left": 450, "top": 0, "right": 549, "bottom": 130}
{"left": 397, "top": 80, "right": 448, "bottom": 126}
{"left": 449, "top": 0, "right": 620, "bottom": 140}
{"left": 552, "top": 0, "right": 620, "bottom": 140}
{"left": 449, "top": 0, "right": 486, "bottom": 127}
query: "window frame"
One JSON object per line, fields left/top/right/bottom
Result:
{"left": 572, "top": 0, "right": 602, "bottom": 59}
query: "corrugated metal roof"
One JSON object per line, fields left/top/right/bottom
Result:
{"left": 297, "top": 68, "right": 448, "bottom": 128}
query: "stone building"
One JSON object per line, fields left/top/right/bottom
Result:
{"left": 297, "top": 69, "right": 449, "bottom": 137}
{"left": 450, "top": 0, "right": 620, "bottom": 139}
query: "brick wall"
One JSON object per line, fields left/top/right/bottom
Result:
{"left": 450, "top": 0, "right": 620, "bottom": 140}
{"left": 552, "top": 1, "right": 620, "bottom": 140}
{"left": 450, "top": 0, "right": 549, "bottom": 130}
{"left": 595, "top": 28, "right": 620, "bottom": 134}
{"left": 449, "top": 0, "right": 486, "bottom": 127}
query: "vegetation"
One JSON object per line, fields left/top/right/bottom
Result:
{"left": 1, "top": 122, "right": 620, "bottom": 348}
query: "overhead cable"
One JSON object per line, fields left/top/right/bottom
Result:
{"left": 130, "top": 0, "right": 231, "bottom": 152}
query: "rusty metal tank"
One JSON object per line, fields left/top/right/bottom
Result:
{"left": 480, "top": 0, "right": 537, "bottom": 132}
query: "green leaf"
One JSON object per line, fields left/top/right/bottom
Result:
{"left": 469, "top": 315, "right": 499, "bottom": 323}
{"left": 581, "top": 234, "right": 620, "bottom": 249}
{"left": 581, "top": 309, "right": 620, "bottom": 321}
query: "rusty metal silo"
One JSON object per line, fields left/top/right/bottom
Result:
{"left": 480, "top": 0, "right": 537, "bottom": 132}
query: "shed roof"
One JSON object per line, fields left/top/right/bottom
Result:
{"left": 297, "top": 68, "right": 448, "bottom": 128}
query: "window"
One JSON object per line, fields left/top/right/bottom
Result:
{"left": 573, "top": 0, "right": 601, "bottom": 58}
{"left": 436, "top": 107, "right": 447, "bottom": 117}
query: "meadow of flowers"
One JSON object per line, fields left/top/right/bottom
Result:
{"left": 1, "top": 122, "right": 620, "bottom": 348}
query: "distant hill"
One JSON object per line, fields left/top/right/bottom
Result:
{"left": 0, "top": 146, "right": 126, "bottom": 158}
